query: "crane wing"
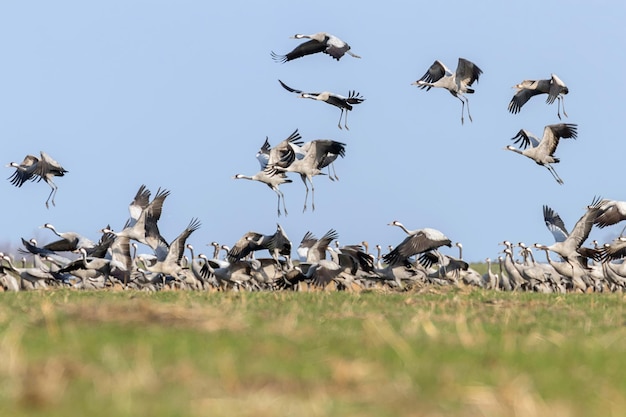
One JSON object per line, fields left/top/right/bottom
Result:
{"left": 545, "top": 123, "right": 577, "bottom": 140}
{"left": 227, "top": 231, "right": 264, "bottom": 262}
{"left": 39, "top": 151, "right": 65, "bottom": 169}
{"left": 164, "top": 218, "right": 201, "bottom": 265}
{"left": 266, "top": 129, "right": 302, "bottom": 168}
{"left": 508, "top": 87, "right": 542, "bottom": 114}
{"left": 271, "top": 39, "right": 327, "bottom": 63}
{"left": 345, "top": 90, "right": 365, "bottom": 105}
{"left": 324, "top": 35, "right": 350, "bottom": 60}
{"left": 306, "top": 229, "right": 338, "bottom": 263}
{"left": 456, "top": 58, "right": 482, "bottom": 87}
{"left": 547, "top": 74, "right": 567, "bottom": 104}
{"left": 18, "top": 154, "right": 39, "bottom": 169}
{"left": 129, "top": 184, "right": 151, "bottom": 222}
{"left": 308, "top": 140, "right": 346, "bottom": 169}
{"left": 537, "top": 123, "right": 577, "bottom": 156}
{"left": 598, "top": 237, "right": 626, "bottom": 262}
{"left": 298, "top": 231, "right": 317, "bottom": 248}
{"left": 510, "top": 129, "right": 540, "bottom": 149}
{"left": 567, "top": 196, "right": 602, "bottom": 250}
{"left": 309, "top": 261, "right": 342, "bottom": 288}
{"left": 543, "top": 205, "right": 569, "bottom": 243}
{"left": 37, "top": 151, "right": 67, "bottom": 178}
{"left": 594, "top": 199, "right": 626, "bottom": 228}
{"left": 416, "top": 60, "right": 448, "bottom": 90}
{"left": 278, "top": 79, "right": 303, "bottom": 94}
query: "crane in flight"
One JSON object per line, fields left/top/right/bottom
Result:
{"left": 7, "top": 151, "right": 68, "bottom": 208}
{"left": 271, "top": 32, "right": 361, "bottom": 62}
{"left": 504, "top": 123, "right": 578, "bottom": 185}
{"left": 278, "top": 80, "right": 364, "bottom": 130}
{"left": 508, "top": 73, "right": 569, "bottom": 120}
{"left": 412, "top": 58, "right": 482, "bottom": 124}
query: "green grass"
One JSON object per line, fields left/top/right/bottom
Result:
{"left": 1, "top": 288, "right": 626, "bottom": 416}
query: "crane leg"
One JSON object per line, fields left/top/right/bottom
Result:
{"left": 435, "top": 250, "right": 448, "bottom": 278}
{"left": 275, "top": 191, "right": 282, "bottom": 217}
{"left": 301, "top": 175, "right": 309, "bottom": 212}
{"left": 337, "top": 109, "right": 344, "bottom": 130}
{"left": 328, "top": 162, "right": 339, "bottom": 181}
{"left": 458, "top": 97, "right": 465, "bottom": 125}
{"left": 458, "top": 95, "right": 472, "bottom": 124}
{"left": 276, "top": 189, "right": 288, "bottom": 217}
{"left": 558, "top": 96, "right": 568, "bottom": 119}
{"left": 546, "top": 165, "right": 564, "bottom": 185}
{"left": 344, "top": 109, "right": 350, "bottom": 130}
{"left": 309, "top": 178, "right": 316, "bottom": 212}
{"left": 45, "top": 183, "right": 58, "bottom": 209}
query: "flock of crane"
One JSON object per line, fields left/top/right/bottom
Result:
{"left": 3, "top": 31, "right": 626, "bottom": 293}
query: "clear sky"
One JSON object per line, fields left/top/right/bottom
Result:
{"left": 1, "top": 1, "right": 624, "bottom": 262}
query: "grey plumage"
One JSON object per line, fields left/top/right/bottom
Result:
{"left": 7, "top": 151, "right": 68, "bottom": 208}
{"left": 383, "top": 221, "right": 452, "bottom": 267}
{"left": 508, "top": 73, "right": 569, "bottom": 119}
{"left": 412, "top": 58, "right": 482, "bottom": 124}
{"left": 271, "top": 32, "right": 361, "bottom": 63}
{"left": 504, "top": 123, "right": 578, "bottom": 184}
{"left": 278, "top": 80, "right": 364, "bottom": 130}
{"left": 266, "top": 139, "right": 346, "bottom": 212}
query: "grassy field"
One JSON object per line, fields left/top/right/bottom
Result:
{"left": 1, "top": 287, "right": 625, "bottom": 417}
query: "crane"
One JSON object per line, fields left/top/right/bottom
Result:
{"left": 266, "top": 139, "right": 346, "bottom": 212}
{"left": 592, "top": 199, "right": 626, "bottom": 232}
{"left": 41, "top": 223, "right": 96, "bottom": 253}
{"left": 383, "top": 221, "right": 452, "bottom": 267}
{"left": 533, "top": 196, "right": 603, "bottom": 269}
{"left": 233, "top": 171, "right": 292, "bottom": 217}
{"left": 278, "top": 80, "right": 364, "bottom": 130}
{"left": 7, "top": 151, "right": 68, "bottom": 208}
{"left": 508, "top": 73, "right": 569, "bottom": 119}
{"left": 271, "top": 32, "right": 361, "bottom": 62}
{"left": 504, "top": 123, "right": 578, "bottom": 184}
{"left": 412, "top": 58, "right": 482, "bottom": 124}
{"left": 109, "top": 186, "right": 171, "bottom": 261}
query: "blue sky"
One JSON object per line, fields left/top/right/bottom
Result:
{"left": 1, "top": 1, "right": 624, "bottom": 262}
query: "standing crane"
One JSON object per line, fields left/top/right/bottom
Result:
{"left": 271, "top": 32, "right": 361, "bottom": 62}
{"left": 7, "top": 151, "right": 68, "bottom": 208}
{"left": 504, "top": 123, "right": 578, "bottom": 184}
{"left": 411, "top": 58, "right": 482, "bottom": 124}
{"left": 278, "top": 80, "right": 364, "bottom": 130}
